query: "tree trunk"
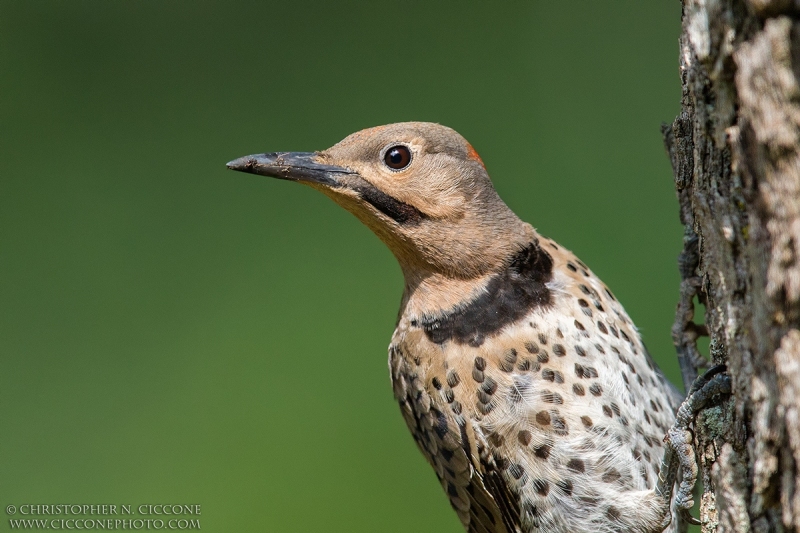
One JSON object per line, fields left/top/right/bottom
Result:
{"left": 662, "top": 1, "right": 800, "bottom": 531}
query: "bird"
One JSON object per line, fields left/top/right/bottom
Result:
{"left": 227, "top": 122, "right": 685, "bottom": 533}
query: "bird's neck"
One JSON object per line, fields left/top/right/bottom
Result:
{"left": 398, "top": 233, "right": 554, "bottom": 326}
{"left": 401, "top": 271, "right": 497, "bottom": 319}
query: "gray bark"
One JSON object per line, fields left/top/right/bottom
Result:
{"left": 662, "top": 1, "right": 800, "bottom": 531}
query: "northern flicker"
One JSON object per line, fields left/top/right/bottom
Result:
{"left": 227, "top": 122, "right": 705, "bottom": 532}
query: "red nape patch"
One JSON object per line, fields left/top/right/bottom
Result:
{"left": 466, "top": 143, "right": 485, "bottom": 169}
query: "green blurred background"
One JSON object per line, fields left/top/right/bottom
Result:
{"left": 1, "top": 1, "right": 684, "bottom": 531}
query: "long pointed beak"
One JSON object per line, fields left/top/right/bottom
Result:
{"left": 225, "top": 152, "right": 355, "bottom": 186}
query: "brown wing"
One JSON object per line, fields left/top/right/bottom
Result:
{"left": 466, "top": 480, "right": 515, "bottom": 533}
{"left": 391, "top": 347, "right": 516, "bottom": 532}
{"left": 466, "top": 432, "right": 521, "bottom": 533}
{"left": 473, "top": 448, "right": 522, "bottom": 533}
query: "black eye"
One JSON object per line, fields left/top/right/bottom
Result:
{"left": 384, "top": 145, "right": 412, "bottom": 170}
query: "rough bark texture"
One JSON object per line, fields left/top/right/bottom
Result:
{"left": 662, "top": 1, "right": 800, "bottom": 531}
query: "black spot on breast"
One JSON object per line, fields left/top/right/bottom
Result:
{"left": 606, "top": 507, "right": 621, "bottom": 521}
{"left": 493, "top": 454, "right": 510, "bottom": 471}
{"left": 508, "top": 463, "right": 526, "bottom": 480}
{"left": 575, "top": 363, "right": 599, "bottom": 379}
{"left": 488, "top": 432, "right": 505, "bottom": 447}
{"left": 481, "top": 377, "right": 498, "bottom": 395}
{"left": 541, "top": 390, "right": 563, "bottom": 404}
{"left": 533, "top": 479, "right": 550, "bottom": 496}
{"left": 419, "top": 242, "right": 553, "bottom": 346}
{"left": 536, "top": 411, "right": 551, "bottom": 425}
{"left": 552, "top": 413, "right": 569, "bottom": 435}
{"left": 446, "top": 370, "right": 461, "bottom": 387}
{"left": 533, "top": 443, "right": 551, "bottom": 460}
{"left": 443, "top": 388, "right": 455, "bottom": 403}
{"left": 478, "top": 401, "right": 495, "bottom": 414}
{"left": 499, "top": 349, "right": 517, "bottom": 372}
{"left": 602, "top": 469, "right": 621, "bottom": 483}
{"left": 566, "top": 458, "right": 585, "bottom": 473}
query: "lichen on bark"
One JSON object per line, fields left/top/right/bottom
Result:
{"left": 663, "top": 1, "right": 800, "bottom": 531}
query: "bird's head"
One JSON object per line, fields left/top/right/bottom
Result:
{"left": 227, "top": 122, "right": 534, "bottom": 283}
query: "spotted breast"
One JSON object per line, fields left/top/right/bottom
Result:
{"left": 389, "top": 238, "right": 681, "bottom": 533}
